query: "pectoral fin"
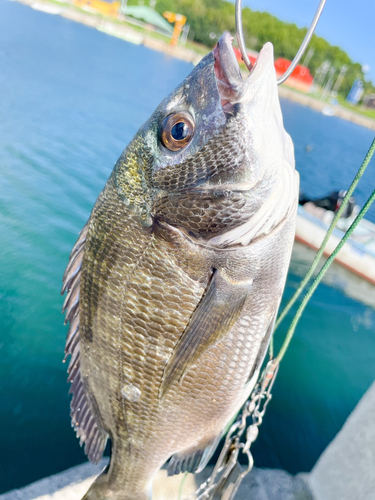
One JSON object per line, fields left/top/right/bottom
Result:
{"left": 160, "top": 269, "right": 252, "bottom": 399}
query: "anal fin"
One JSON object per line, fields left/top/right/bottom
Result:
{"left": 168, "top": 449, "right": 204, "bottom": 476}
{"left": 167, "top": 434, "right": 222, "bottom": 476}
{"left": 160, "top": 269, "right": 252, "bottom": 399}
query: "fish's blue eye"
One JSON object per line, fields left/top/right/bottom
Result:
{"left": 161, "top": 111, "right": 195, "bottom": 152}
{"left": 171, "top": 122, "right": 189, "bottom": 141}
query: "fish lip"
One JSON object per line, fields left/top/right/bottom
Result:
{"left": 213, "top": 32, "right": 244, "bottom": 108}
{"left": 214, "top": 32, "right": 243, "bottom": 87}
{"left": 213, "top": 32, "right": 274, "bottom": 107}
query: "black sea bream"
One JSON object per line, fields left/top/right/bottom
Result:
{"left": 62, "top": 32, "right": 299, "bottom": 500}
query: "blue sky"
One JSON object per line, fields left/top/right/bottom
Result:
{"left": 242, "top": 0, "right": 375, "bottom": 84}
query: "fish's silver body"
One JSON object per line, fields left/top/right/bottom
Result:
{"left": 61, "top": 32, "right": 299, "bottom": 500}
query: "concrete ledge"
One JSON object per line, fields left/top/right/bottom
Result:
{"left": 0, "top": 462, "right": 313, "bottom": 500}
{"left": 0, "top": 460, "right": 108, "bottom": 500}
{"left": 307, "top": 381, "right": 375, "bottom": 500}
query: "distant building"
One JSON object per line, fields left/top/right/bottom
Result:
{"left": 74, "top": 0, "right": 119, "bottom": 17}
{"left": 346, "top": 79, "right": 364, "bottom": 105}
{"left": 362, "top": 94, "right": 375, "bottom": 109}
{"left": 274, "top": 58, "right": 313, "bottom": 92}
{"left": 72, "top": 0, "right": 174, "bottom": 36}
{"left": 121, "top": 6, "right": 174, "bottom": 36}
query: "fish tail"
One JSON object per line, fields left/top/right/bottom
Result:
{"left": 82, "top": 480, "right": 150, "bottom": 500}
{"left": 81, "top": 467, "right": 149, "bottom": 500}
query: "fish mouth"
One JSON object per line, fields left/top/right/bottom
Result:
{"left": 213, "top": 32, "right": 273, "bottom": 111}
{"left": 213, "top": 32, "right": 244, "bottom": 110}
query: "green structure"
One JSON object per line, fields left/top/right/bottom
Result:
{"left": 121, "top": 5, "right": 173, "bottom": 35}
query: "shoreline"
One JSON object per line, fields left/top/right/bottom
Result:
{"left": 278, "top": 86, "right": 375, "bottom": 131}
{"left": 13, "top": 0, "right": 375, "bottom": 131}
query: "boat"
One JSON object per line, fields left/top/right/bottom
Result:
{"left": 321, "top": 106, "right": 336, "bottom": 116}
{"left": 290, "top": 241, "right": 375, "bottom": 308}
{"left": 295, "top": 203, "right": 375, "bottom": 285}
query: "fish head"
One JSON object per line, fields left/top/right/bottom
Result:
{"left": 114, "top": 32, "right": 298, "bottom": 245}
{"left": 211, "top": 32, "right": 295, "bottom": 190}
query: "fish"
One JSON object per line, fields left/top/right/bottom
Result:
{"left": 61, "top": 31, "right": 299, "bottom": 500}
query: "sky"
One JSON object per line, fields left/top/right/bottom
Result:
{"left": 242, "top": 0, "right": 375, "bottom": 84}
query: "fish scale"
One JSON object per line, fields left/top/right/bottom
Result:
{"left": 80, "top": 201, "right": 294, "bottom": 496}
{"left": 62, "top": 33, "right": 299, "bottom": 500}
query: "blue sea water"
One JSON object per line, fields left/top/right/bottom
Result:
{"left": 0, "top": 0, "right": 375, "bottom": 493}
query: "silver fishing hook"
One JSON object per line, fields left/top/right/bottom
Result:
{"left": 235, "top": 0, "right": 327, "bottom": 85}
{"left": 235, "top": 0, "right": 253, "bottom": 72}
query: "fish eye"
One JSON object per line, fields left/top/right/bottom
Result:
{"left": 160, "top": 112, "right": 195, "bottom": 152}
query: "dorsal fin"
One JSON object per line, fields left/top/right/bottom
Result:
{"left": 62, "top": 224, "right": 108, "bottom": 463}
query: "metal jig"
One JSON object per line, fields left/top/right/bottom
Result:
{"left": 235, "top": 0, "right": 327, "bottom": 85}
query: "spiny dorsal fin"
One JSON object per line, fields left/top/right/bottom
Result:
{"left": 62, "top": 224, "right": 108, "bottom": 463}
{"left": 160, "top": 269, "right": 252, "bottom": 399}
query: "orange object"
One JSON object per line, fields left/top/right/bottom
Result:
{"left": 233, "top": 48, "right": 313, "bottom": 93}
{"left": 75, "top": 0, "right": 120, "bottom": 18}
{"left": 275, "top": 58, "right": 313, "bottom": 92}
{"left": 163, "top": 11, "right": 186, "bottom": 46}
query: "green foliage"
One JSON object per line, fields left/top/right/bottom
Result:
{"left": 131, "top": 0, "right": 374, "bottom": 99}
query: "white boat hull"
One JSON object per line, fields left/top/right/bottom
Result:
{"left": 295, "top": 206, "right": 375, "bottom": 285}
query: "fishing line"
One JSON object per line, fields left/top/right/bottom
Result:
{"left": 178, "top": 472, "right": 188, "bottom": 500}
{"left": 269, "top": 137, "right": 375, "bottom": 359}
{"left": 276, "top": 136, "right": 375, "bottom": 330}
{"left": 274, "top": 137, "right": 375, "bottom": 363}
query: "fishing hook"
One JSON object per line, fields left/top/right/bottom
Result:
{"left": 235, "top": 0, "right": 327, "bottom": 85}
